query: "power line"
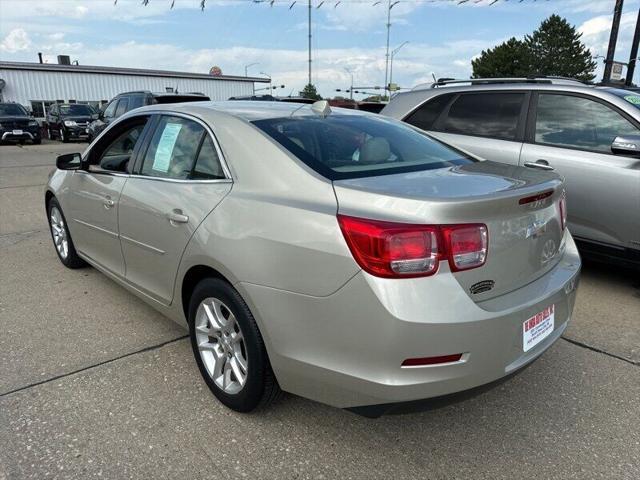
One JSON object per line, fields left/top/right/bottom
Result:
{"left": 121, "top": 0, "right": 550, "bottom": 6}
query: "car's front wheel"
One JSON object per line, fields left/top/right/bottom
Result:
{"left": 47, "top": 198, "right": 86, "bottom": 269}
{"left": 188, "top": 278, "right": 280, "bottom": 412}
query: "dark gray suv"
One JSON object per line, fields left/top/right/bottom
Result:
{"left": 87, "top": 91, "right": 210, "bottom": 142}
{"left": 382, "top": 78, "right": 640, "bottom": 265}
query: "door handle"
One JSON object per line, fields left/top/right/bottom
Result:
{"left": 167, "top": 210, "right": 189, "bottom": 224}
{"left": 524, "top": 160, "right": 555, "bottom": 171}
{"left": 103, "top": 196, "right": 115, "bottom": 209}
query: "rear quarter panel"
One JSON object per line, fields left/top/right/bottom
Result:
{"left": 174, "top": 109, "right": 360, "bottom": 300}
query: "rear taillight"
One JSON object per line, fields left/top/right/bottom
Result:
{"left": 441, "top": 224, "right": 488, "bottom": 272}
{"left": 337, "top": 215, "right": 487, "bottom": 278}
{"left": 559, "top": 192, "right": 567, "bottom": 231}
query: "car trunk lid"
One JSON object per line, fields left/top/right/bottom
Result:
{"left": 333, "top": 161, "right": 566, "bottom": 301}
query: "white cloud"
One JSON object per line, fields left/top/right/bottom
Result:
{"left": 0, "top": 28, "right": 31, "bottom": 53}
{"left": 324, "top": 2, "right": 417, "bottom": 33}
{"left": 1, "top": 32, "right": 492, "bottom": 97}
{"left": 578, "top": 11, "right": 639, "bottom": 80}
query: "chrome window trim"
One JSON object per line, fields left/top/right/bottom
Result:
{"left": 75, "top": 169, "right": 232, "bottom": 185}
{"left": 134, "top": 109, "right": 233, "bottom": 181}
{"left": 82, "top": 109, "right": 234, "bottom": 183}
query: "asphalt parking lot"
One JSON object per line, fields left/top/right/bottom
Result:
{"left": 1, "top": 141, "right": 639, "bottom": 480}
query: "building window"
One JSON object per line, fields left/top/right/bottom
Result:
{"left": 44, "top": 101, "right": 56, "bottom": 115}
{"left": 30, "top": 101, "right": 45, "bottom": 118}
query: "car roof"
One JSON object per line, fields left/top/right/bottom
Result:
{"left": 133, "top": 100, "right": 366, "bottom": 122}
{"left": 382, "top": 80, "right": 631, "bottom": 118}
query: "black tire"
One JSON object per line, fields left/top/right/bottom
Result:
{"left": 60, "top": 128, "right": 69, "bottom": 143}
{"left": 46, "top": 197, "right": 86, "bottom": 269}
{"left": 33, "top": 138, "right": 41, "bottom": 145}
{"left": 188, "top": 277, "right": 281, "bottom": 412}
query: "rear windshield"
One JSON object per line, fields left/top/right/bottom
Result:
{"left": 153, "top": 95, "right": 210, "bottom": 104}
{"left": 59, "top": 104, "right": 93, "bottom": 116}
{"left": 253, "top": 114, "right": 473, "bottom": 180}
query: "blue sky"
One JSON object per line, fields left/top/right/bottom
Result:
{"left": 1, "top": 0, "right": 639, "bottom": 97}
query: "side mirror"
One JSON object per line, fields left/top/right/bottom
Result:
{"left": 56, "top": 153, "right": 83, "bottom": 170}
{"left": 611, "top": 135, "right": 640, "bottom": 157}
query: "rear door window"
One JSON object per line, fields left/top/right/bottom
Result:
{"left": 128, "top": 95, "right": 146, "bottom": 110}
{"left": 115, "top": 98, "right": 129, "bottom": 117}
{"left": 139, "top": 116, "right": 206, "bottom": 179}
{"left": 439, "top": 92, "right": 526, "bottom": 141}
{"left": 404, "top": 93, "right": 454, "bottom": 131}
{"left": 191, "top": 135, "right": 225, "bottom": 179}
{"left": 103, "top": 100, "right": 118, "bottom": 119}
{"left": 534, "top": 93, "right": 640, "bottom": 153}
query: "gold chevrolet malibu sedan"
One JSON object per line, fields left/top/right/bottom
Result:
{"left": 46, "top": 101, "right": 580, "bottom": 416}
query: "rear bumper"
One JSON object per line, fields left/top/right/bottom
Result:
{"left": 239, "top": 233, "right": 581, "bottom": 409}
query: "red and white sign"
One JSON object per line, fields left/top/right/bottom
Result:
{"left": 523, "top": 304, "right": 554, "bottom": 352}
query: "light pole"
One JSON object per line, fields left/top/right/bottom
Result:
{"left": 389, "top": 41, "right": 408, "bottom": 93}
{"left": 344, "top": 67, "right": 354, "bottom": 101}
{"left": 245, "top": 62, "right": 259, "bottom": 77}
{"left": 245, "top": 63, "right": 259, "bottom": 94}
{"left": 260, "top": 71, "right": 272, "bottom": 93}
{"left": 384, "top": 0, "right": 400, "bottom": 100}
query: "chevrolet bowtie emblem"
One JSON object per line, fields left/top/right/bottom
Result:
{"left": 526, "top": 220, "right": 547, "bottom": 239}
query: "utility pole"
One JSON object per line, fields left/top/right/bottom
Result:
{"left": 384, "top": 0, "right": 391, "bottom": 100}
{"left": 345, "top": 68, "right": 354, "bottom": 100}
{"left": 626, "top": 8, "right": 640, "bottom": 86}
{"left": 308, "top": 0, "right": 312, "bottom": 87}
{"left": 603, "top": 0, "right": 625, "bottom": 83}
{"left": 383, "top": 1, "right": 399, "bottom": 100}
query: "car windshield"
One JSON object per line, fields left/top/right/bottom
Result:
{"left": 59, "top": 104, "right": 93, "bottom": 116}
{"left": 0, "top": 104, "right": 28, "bottom": 116}
{"left": 253, "top": 113, "right": 472, "bottom": 180}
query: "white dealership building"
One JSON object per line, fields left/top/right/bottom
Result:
{"left": 0, "top": 60, "right": 267, "bottom": 120}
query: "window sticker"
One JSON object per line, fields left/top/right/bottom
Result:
{"left": 623, "top": 95, "right": 640, "bottom": 105}
{"left": 152, "top": 122, "right": 182, "bottom": 172}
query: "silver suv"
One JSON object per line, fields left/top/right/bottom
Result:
{"left": 382, "top": 78, "right": 640, "bottom": 265}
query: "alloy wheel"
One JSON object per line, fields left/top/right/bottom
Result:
{"left": 194, "top": 297, "right": 248, "bottom": 395}
{"left": 49, "top": 206, "right": 68, "bottom": 259}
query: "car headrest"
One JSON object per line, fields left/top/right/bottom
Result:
{"left": 359, "top": 137, "right": 391, "bottom": 164}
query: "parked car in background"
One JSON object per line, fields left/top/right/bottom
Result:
{"left": 382, "top": 78, "right": 640, "bottom": 266}
{"left": 0, "top": 102, "right": 41, "bottom": 144}
{"left": 46, "top": 103, "right": 95, "bottom": 143}
{"left": 46, "top": 100, "right": 580, "bottom": 416}
{"left": 87, "top": 90, "right": 210, "bottom": 142}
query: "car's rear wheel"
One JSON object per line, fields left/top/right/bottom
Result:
{"left": 188, "top": 278, "right": 280, "bottom": 412}
{"left": 47, "top": 198, "right": 86, "bottom": 269}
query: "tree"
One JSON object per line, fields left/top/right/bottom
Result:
{"left": 525, "top": 14, "right": 596, "bottom": 82}
{"left": 471, "top": 38, "right": 531, "bottom": 79}
{"left": 300, "top": 84, "right": 322, "bottom": 100}
{"left": 470, "top": 15, "right": 597, "bottom": 83}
